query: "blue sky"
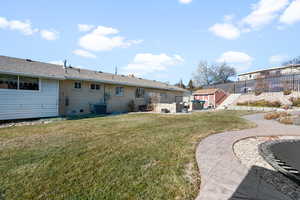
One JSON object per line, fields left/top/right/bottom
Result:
{"left": 1, "top": 0, "right": 300, "bottom": 84}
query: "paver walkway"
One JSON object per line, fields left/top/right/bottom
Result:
{"left": 196, "top": 113, "right": 300, "bottom": 200}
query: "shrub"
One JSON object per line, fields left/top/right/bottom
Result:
{"left": 281, "top": 104, "right": 291, "bottom": 110}
{"left": 264, "top": 112, "right": 290, "bottom": 120}
{"left": 283, "top": 90, "right": 292, "bottom": 95}
{"left": 255, "top": 91, "right": 262, "bottom": 96}
{"left": 264, "top": 112, "right": 281, "bottom": 120}
{"left": 290, "top": 97, "right": 300, "bottom": 107}
{"left": 128, "top": 100, "right": 135, "bottom": 112}
{"left": 279, "top": 117, "right": 294, "bottom": 125}
{"left": 237, "top": 100, "right": 282, "bottom": 108}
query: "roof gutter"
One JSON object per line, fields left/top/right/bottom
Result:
{"left": 65, "top": 76, "right": 185, "bottom": 92}
{"left": 0, "top": 70, "right": 185, "bottom": 92}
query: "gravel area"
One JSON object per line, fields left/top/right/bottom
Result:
{"left": 0, "top": 118, "right": 65, "bottom": 129}
{"left": 234, "top": 136, "right": 300, "bottom": 200}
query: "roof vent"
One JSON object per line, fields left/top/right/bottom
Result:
{"left": 26, "top": 59, "right": 33, "bottom": 62}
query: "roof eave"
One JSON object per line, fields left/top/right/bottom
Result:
{"left": 0, "top": 70, "right": 64, "bottom": 80}
{"left": 65, "top": 76, "right": 184, "bottom": 92}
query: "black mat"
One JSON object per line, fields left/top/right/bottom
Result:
{"left": 271, "top": 141, "right": 300, "bottom": 172}
{"left": 259, "top": 140, "right": 300, "bottom": 183}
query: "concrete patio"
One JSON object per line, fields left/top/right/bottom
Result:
{"left": 196, "top": 113, "right": 300, "bottom": 200}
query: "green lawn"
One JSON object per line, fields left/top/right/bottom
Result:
{"left": 0, "top": 111, "right": 254, "bottom": 200}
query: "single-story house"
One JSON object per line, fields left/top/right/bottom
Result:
{"left": 193, "top": 88, "right": 227, "bottom": 109}
{"left": 0, "top": 55, "right": 186, "bottom": 120}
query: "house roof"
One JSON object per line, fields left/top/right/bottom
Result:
{"left": 193, "top": 88, "right": 220, "bottom": 95}
{"left": 0, "top": 55, "right": 186, "bottom": 92}
{"left": 238, "top": 64, "right": 300, "bottom": 76}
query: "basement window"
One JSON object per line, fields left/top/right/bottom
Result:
{"left": 0, "top": 74, "right": 18, "bottom": 89}
{"left": 115, "top": 87, "right": 124, "bottom": 96}
{"left": 74, "top": 82, "right": 81, "bottom": 89}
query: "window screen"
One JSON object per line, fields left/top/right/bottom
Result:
{"left": 0, "top": 74, "right": 18, "bottom": 89}
{"left": 19, "top": 76, "right": 39, "bottom": 90}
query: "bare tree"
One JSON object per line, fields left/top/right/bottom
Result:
{"left": 210, "top": 63, "right": 236, "bottom": 84}
{"left": 193, "top": 61, "right": 213, "bottom": 86}
{"left": 193, "top": 61, "right": 236, "bottom": 86}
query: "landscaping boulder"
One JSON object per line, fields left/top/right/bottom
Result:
{"left": 293, "top": 117, "right": 300, "bottom": 126}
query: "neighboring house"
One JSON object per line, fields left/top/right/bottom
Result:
{"left": 0, "top": 55, "right": 186, "bottom": 120}
{"left": 238, "top": 64, "right": 300, "bottom": 81}
{"left": 193, "top": 88, "right": 227, "bottom": 109}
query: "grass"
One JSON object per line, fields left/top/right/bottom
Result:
{"left": 0, "top": 111, "right": 254, "bottom": 200}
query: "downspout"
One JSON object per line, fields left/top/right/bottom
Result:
{"left": 103, "top": 84, "right": 106, "bottom": 104}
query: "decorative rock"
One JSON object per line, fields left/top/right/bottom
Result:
{"left": 293, "top": 117, "right": 300, "bottom": 126}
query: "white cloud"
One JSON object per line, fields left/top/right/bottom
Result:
{"left": 209, "top": 23, "right": 241, "bottom": 40}
{"left": 40, "top": 29, "right": 59, "bottom": 40}
{"left": 269, "top": 54, "right": 288, "bottom": 64}
{"left": 73, "top": 49, "right": 97, "bottom": 58}
{"left": 0, "top": 16, "right": 60, "bottom": 41}
{"left": 280, "top": 0, "right": 300, "bottom": 24}
{"left": 123, "top": 53, "right": 184, "bottom": 76}
{"left": 78, "top": 24, "right": 95, "bottom": 32}
{"left": 242, "top": 0, "right": 289, "bottom": 29}
{"left": 224, "top": 14, "right": 235, "bottom": 22}
{"left": 217, "top": 51, "right": 253, "bottom": 72}
{"left": 0, "top": 17, "right": 38, "bottom": 35}
{"left": 179, "top": 0, "right": 192, "bottom": 4}
{"left": 78, "top": 26, "right": 142, "bottom": 51}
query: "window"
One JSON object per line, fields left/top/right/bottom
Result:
{"left": 115, "top": 87, "right": 124, "bottom": 96}
{"left": 74, "top": 82, "right": 81, "bottom": 89}
{"left": 91, "top": 84, "right": 95, "bottom": 90}
{"left": 0, "top": 74, "right": 39, "bottom": 91}
{"left": 90, "top": 83, "right": 100, "bottom": 90}
{"left": 136, "top": 88, "right": 145, "bottom": 98}
{"left": 0, "top": 74, "right": 18, "bottom": 89}
{"left": 19, "top": 76, "right": 39, "bottom": 90}
{"left": 160, "top": 93, "right": 167, "bottom": 99}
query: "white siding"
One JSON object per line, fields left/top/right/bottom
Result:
{"left": 0, "top": 79, "right": 59, "bottom": 120}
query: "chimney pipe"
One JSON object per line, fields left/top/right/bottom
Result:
{"left": 63, "top": 60, "right": 67, "bottom": 68}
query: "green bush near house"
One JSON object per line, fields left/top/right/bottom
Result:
{"left": 237, "top": 100, "right": 282, "bottom": 108}
{"left": 0, "top": 111, "right": 254, "bottom": 200}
